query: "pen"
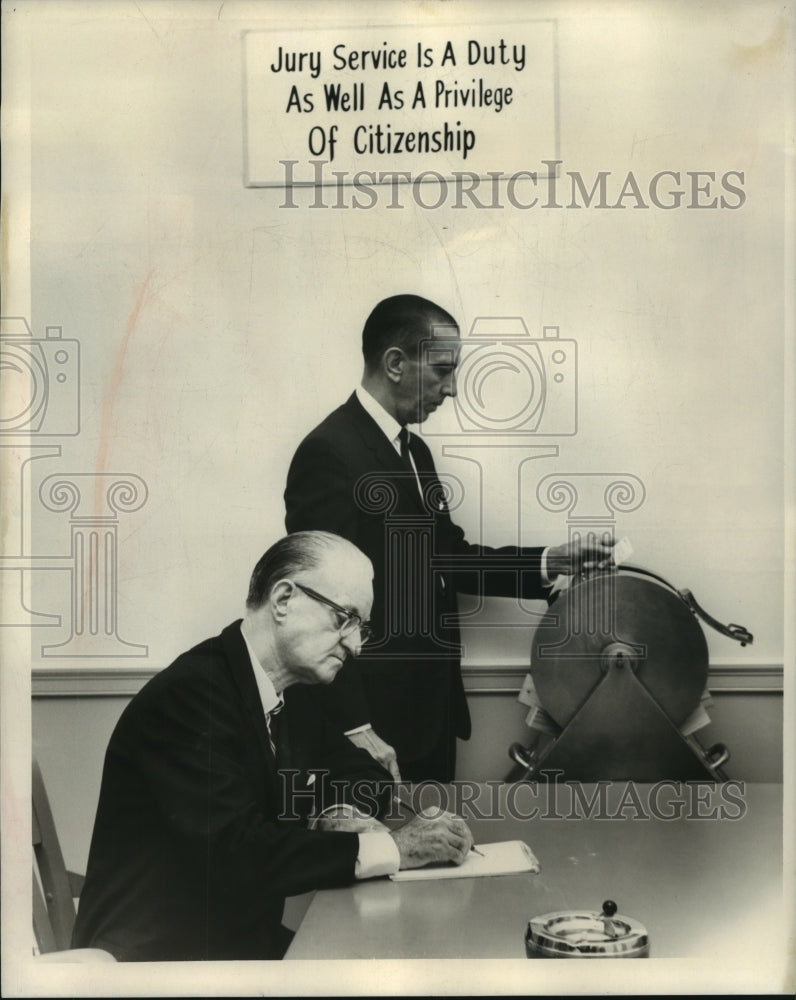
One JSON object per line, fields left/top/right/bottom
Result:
{"left": 392, "top": 794, "right": 485, "bottom": 857}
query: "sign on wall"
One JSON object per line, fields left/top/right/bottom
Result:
{"left": 243, "top": 22, "right": 558, "bottom": 187}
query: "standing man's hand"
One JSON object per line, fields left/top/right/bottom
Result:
{"left": 390, "top": 809, "right": 474, "bottom": 869}
{"left": 347, "top": 727, "right": 402, "bottom": 782}
{"left": 546, "top": 534, "right": 616, "bottom": 580}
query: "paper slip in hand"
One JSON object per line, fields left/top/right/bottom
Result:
{"left": 389, "top": 840, "right": 540, "bottom": 882}
{"left": 611, "top": 536, "right": 633, "bottom": 566}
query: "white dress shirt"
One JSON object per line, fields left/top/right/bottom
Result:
{"left": 355, "top": 384, "right": 410, "bottom": 462}
{"left": 240, "top": 624, "right": 399, "bottom": 878}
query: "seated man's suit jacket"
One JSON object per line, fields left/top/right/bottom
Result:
{"left": 284, "top": 393, "right": 550, "bottom": 775}
{"left": 72, "top": 621, "right": 391, "bottom": 961}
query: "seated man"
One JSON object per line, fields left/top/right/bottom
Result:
{"left": 72, "top": 531, "right": 473, "bottom": 961}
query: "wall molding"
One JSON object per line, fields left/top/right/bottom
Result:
{"left": 31, "top": 661, "right": 785, "bottom": 698}
{"left": 462, "top": 663, "right": 784, "bottom": 696}
{"left": 32, "top": 666, "right": 157, "bottom": 698}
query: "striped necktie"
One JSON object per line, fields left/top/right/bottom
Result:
{"left": 266, "top": 698, "right": 284, "bottom": 757}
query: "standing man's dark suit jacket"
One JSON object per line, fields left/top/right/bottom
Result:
{"left": 72, "top": 621, "right": 391, "bottom": 961}
{"left": 284, "top": 393, "right": 551, "bottom": 780}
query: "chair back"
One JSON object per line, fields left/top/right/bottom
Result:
{"left": 32, "top": 758, "right": 81, "bottom": 953}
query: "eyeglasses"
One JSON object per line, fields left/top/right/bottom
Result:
{"left": 292, "top": 582, "right": 373, "bottom": 644}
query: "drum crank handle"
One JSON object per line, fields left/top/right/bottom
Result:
{"left": 678, "top": 589, "right": 754, "bottom": 646}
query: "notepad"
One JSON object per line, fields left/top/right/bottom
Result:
{"left": 389, "top": 840, "right": 540, "bottom": 882}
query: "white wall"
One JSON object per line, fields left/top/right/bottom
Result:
{"left": 5, "top": 0, "right": 788, "bottom": 765}
{"left": 8, "top": 0, "right": 784, "bottom": 679}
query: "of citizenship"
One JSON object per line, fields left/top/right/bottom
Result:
{"left": 353, "top": 120, "right": 476, "bottom": 160}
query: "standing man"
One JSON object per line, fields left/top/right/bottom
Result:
{"left": 284, "top": 295, "right": 612, "bottom": 782}
{"left": 72, "top": 531, "right": 474, "bottom": 961}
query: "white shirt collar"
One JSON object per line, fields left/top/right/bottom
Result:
{"left": 355, "top": 385, "right": 404, "bottom": 453}
{"left": 240, "top": 623, "right": 283, "bottom": 718}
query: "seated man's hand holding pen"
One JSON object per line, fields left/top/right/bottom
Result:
{"left": 389, "top": 809, "right": 474, "bottom": 870}
{"left": 311, "top": 799, "right": 478, "bottom": 873}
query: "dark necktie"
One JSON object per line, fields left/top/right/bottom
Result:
{"left": 398, "top": 426, "right": 412, "bottom": 469}
{"left": 399, "top": 426, "right": 426, "bottom": 501}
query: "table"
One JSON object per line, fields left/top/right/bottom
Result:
{"left": 285, "top": 782, "right": 784, "bottom": 960}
